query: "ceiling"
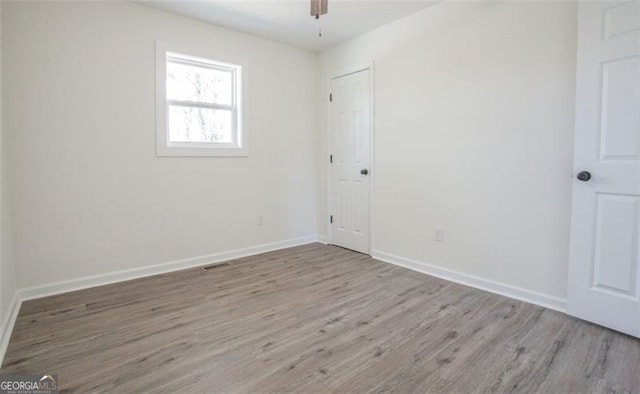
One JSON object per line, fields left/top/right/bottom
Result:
{"left": 139, "top": 1, "right": 437, "bottom": 52}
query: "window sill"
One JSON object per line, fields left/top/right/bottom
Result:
{"left": 156, "top": 145, "right": 249, "bottom": 157}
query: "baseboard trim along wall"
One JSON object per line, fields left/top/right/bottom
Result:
{"left": 19, "top": 235, "right": 318, "bottom": 301}
{"left": 0, "top": 293, "right": 22, "bottom": 366}
{"left": 0, "top": 234, "right": 318, "bottom": 363}
{"left": 371, "top": 250, "right": 567, "bottom": 313}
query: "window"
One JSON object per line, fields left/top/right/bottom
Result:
{"left": 156, "top": 42, "right": 248, "bottom": 156}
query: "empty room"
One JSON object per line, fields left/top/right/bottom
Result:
{"left": 0, "top": 0, "right": 638, "bottom": 392}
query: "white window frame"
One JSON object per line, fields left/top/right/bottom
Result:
{"left": 155, "top": 41, "right": 249, "bottom": 157}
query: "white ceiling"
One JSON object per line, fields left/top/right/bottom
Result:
{"left": 139, "top": 1, "right": 437, "bottom": 52}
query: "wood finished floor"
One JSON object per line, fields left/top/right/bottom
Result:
{"left": 2, "top": 243, "right": 639, "bottom": 393}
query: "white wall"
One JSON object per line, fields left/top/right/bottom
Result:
{"left": 0, "top": 0, "right": 17, "bottom": 324}
{"left": 318, "top": 2, "right": 578, "bottom": 300}
{"left": 3, "top": 1, "right": 318, "bottom": 289}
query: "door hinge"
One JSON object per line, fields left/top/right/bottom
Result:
{"left": 329, "top": 93, "right": 333, "bottom": 102}
{"left": 330, "top": 154, "right": 333, "bottom": 163}
{"left": 330, "top": 215, "right": 333, "bottom": 224}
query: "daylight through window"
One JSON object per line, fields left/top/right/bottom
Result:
{"left": 156, "top": 44, "right": 246, "bottom": 157}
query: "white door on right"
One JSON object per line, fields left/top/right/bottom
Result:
{"left": 567, "top": 1, "right": 640, "bottom": 337}
{"left": 330, "top": 69, "right": 371, "bottom": 255}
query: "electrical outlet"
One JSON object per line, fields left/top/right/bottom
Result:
{"left": 257, "top": 215, "right": 264, "bottom": 226}
{"left": 434, "top": 227, "right": 444, "bottom": 242}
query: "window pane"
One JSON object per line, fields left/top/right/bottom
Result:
{"left": 167, "top": 61, "right": 233, "bottom": 105}
{"left": 168, "top": 106, "right": 233, "bottom": 143}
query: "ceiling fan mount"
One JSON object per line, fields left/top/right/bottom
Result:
{"left": 311, "top": 0, "right": 328, "bottom": 20}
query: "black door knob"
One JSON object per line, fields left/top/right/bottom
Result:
{"left": 577, "top": 171, "right": 591, "bottom": 182}
{"left": 360, "top": 169, "right": 369, "bottom": 175}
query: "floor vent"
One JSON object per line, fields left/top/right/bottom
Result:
{"left": 202, "top": 262, "right": 230, "bottom": 271}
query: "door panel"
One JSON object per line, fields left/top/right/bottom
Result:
{"left": 568, "top": 1, "right": 640, "bottom": 337}
{"left": 330, "top": 70, "right": 371, "bottom": 254}
{"left": 592, "top": 194, "right": 639, "bottom": 296}
{"left": 600, "top": 56, "right": 640, "bottom": 159}
{"left": 604, "top": 1, "right": 640, "bottom": 40}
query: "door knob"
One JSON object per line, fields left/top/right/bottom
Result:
{"left": 576, "top": 171, "right": 591, "bottom": 182}
{"left": 360, "top": 169, "right": 369, "bottom": 175}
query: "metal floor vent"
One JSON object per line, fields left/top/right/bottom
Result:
{"left": 202, "top": 262, "right": 230, "bottom": 271}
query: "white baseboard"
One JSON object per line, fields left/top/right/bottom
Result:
{"left": 372, "top": 250, "right": 567, "bottom": 313}
{"left": 20, "top": 235, "right": 318, "bottom": 302}
{"left": 0, "top": 293, "right": 22, "bottom": 364}
{"left": 316, "top": 234, "right": 328, "bottom": 244}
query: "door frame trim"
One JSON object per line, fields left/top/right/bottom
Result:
{"left": 326, "top": 63, "right": 375, "bottom": 254}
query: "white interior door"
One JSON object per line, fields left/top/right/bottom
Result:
{"left": 330, "top": 69, "right": 371, "bottom": 254}
{"left": 567, "top": 1, "right": 640, "bottom": 337}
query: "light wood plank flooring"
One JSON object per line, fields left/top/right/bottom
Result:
{"left": 2, "top": 243, "right": 639, "bottom": 392}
